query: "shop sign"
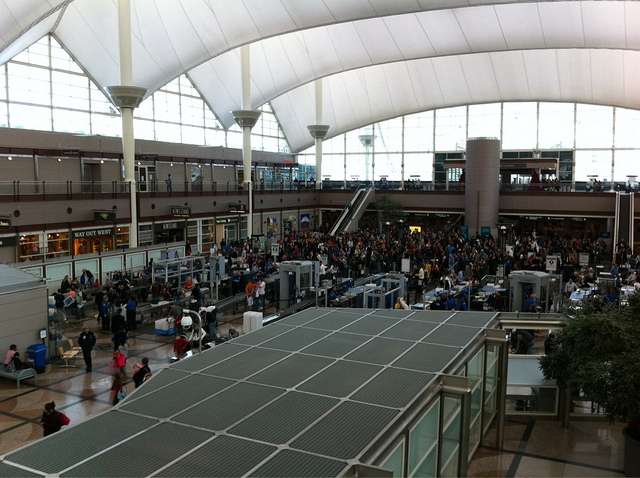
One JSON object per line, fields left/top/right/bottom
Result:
{"left": 161, "top": 222, "right": 179, "bottom": 230}
{"left": 0, "top": 236, "right": 17, "bottom": 247}
{"left": 93, "top": 211, "right": 116, "bottom": 222}
{"left": 171, "top": 207, "right": 191, "bottom": 218}
{"left": 0, "top": 218, "right": 11, "bottom": 229}
{"left": 74, "top": 227, "right": 113, "bottom": 239}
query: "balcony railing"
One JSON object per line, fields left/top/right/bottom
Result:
{"left": 0, "top": 179, "right": 626, "bottom": 199}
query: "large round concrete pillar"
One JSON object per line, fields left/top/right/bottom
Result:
{"left": 465, "top": 137, "right": 501, "bottom": 237}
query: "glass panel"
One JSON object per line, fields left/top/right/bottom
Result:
{"left": 53, "top": 109, "right": 90, "bottom": 134}
{"left": 153, "top": 90, "right": 180, "bottom": 122}
{"left": 91, "top": 114, "right": 121, "bottom": 137}
{"left": 502, "top": 102, "right": 537, "bottom": 149}
{"left": 614, "top": 107, "right": 640, "bottom": 148}
{"left": 9, "top": 103, "right": 52, "bottom": 130}
{"left": 538, "top": 102, "right": 575, "bottom": 149}
{"left": 12, "top": 37, "right": 49, "bottom": 67}
{"left": 613, "top": 150, "right": 640, "bottom": 183}
{"left": 404, "top": 111, "right": 434, "bottom": 152}
{"left": 137, "top": 96, "right": 155, "bottom": 120}
{"left": 322, "top": 154, "right": 345, "bottom": 182}
{"left": 440, "top": 395, "right": 461, "bottom": 477}
{"left": 205, "top": 127, "right": 226, "bottom": 146}
{"left": 381, "top": 440, "right": 405, "bottom": 477}
{"left": 133, "top": 118, "right": 155, "bottom": 141}
{"left": 408, "top": 400, "right": 439, "bottom": 477}
{"left": 405, "top": 152, "right": 433, "bottom": 182}
{"left": 8, "top": 63, "right": 51, "bottom": 104}
{"left": 155, "top": 121, "right": 181, "bottom": 143}
{"left": 226, "top": 127, "right": 243, "bottom": 149}
{"left": 0, "top": 65, "right": 7, "bottom": 101}
{"left": 575, "top": 150, "right": 612, "bottom": 183}
{"left": 322, "top": 134, "right": 345, "bottom": 155}
{"left": 468, "top": 103, "right": 501, "bottom": 139}
{"left": 375, "top": 117, "right": 403, "bottom": 153}
{"left": 576, "top": 104, "right": 613, "bottom": 148}
{"left": 435, "top": 107, "right": 466, "bottom": 151}
{"left": 182, "top": 124, "right": 205, "bottom": 145}
{"left": 375, "top": 153, "right": 402, "bottom": 182}
{"left": 346, "top": 153, "right": 367, "bottom": 184}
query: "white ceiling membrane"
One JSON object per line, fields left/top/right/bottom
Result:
{"left": 0, "top": 1, "right": 639, "bottom": 152}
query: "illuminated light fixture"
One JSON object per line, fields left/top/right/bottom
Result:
{"left": 198, "top": 164, "right": 202, "bottom": 168}
{"left": 57, "top": 158, "right": 61, "bottom": 162}
{"left": 7, "top": 156, "right": 12, "bottom": 161}
{"left": 170, "top": 163, "right": 174, "bottom": 167}
{"left": 137, "top": 161, "right": 141, "bottom": 165}
{"left": 101, "top": 160, "right": 104, "bottom": 164}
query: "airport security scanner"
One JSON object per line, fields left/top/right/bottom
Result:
{"left": 279, "top": 261, "right": 318, "bottom": 308}
{"left": 362, "top": 273, "right": 405, "bottom": 309}
{"left": 509, "top": 270, "right": 550, "bottom": 313}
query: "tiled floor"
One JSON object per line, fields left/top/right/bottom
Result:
{"left": 0, "top": 310, "right": 628, "bottom": 477}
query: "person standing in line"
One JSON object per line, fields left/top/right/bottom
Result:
{"left": 39, "top": 402, "right": 68, "bottom": 437}
{"left": 125, "top": 295, "right": 137, "bottom": 331}
{"left": 99, "top": 294, "right": 110, "bottom": 331}
{"left": 256, "top": 275, "right": 266, "bottom": 312}
{"left": 166, "top": 173, "right": 172, "bottom": 191}
{"left": 78, "top": 327, "right": 96, "bottom": 373}
{"left": 245, "top": 279, "right": 258, "bottom": 311}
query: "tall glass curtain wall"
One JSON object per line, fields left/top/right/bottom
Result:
{"left": 0, "top": 36, "right": 288, "bottom": 154}
{"left": 297, "top": 104, "right": 639, "bottom": 187}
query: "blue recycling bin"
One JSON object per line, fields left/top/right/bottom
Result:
{"left": 27, "top": 343, "right": 47, "bottom": 373}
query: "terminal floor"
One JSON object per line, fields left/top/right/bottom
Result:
{"left": 0, "top": 310, "right": 626, "bottom": 477}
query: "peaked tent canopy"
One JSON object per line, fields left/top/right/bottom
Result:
{"left": 0, "top": 0, "right": 638, "bottom": 152}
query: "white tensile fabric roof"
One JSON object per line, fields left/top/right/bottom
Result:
{"left": 0, "top": 0, "right": 638, "bottom": 153}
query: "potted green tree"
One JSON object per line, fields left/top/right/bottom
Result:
{"left": 539, "top": 293, "right": 640, "bottom": 476}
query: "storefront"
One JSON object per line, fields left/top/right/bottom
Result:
{"left": 19, "top": 231, "right": 71, "bottom": 262}
{"left": 73, "top": 227, "right": 114, "bottom": 255}
{"left": 154, "top": 221, "right": 185, "bottom": 244}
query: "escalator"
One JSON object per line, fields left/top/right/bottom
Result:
{"left": 328, "top": 186, "right": 375, "bottom": 236}
{"left": 614, "top": 192, "right": 634, "bottom": 254}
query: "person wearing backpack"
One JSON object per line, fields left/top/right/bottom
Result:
{"left": 40, "top": 401, "right": 69, "bottom": 436}
{"left": 132, "top": 357, "right": 151, "bottom": 388}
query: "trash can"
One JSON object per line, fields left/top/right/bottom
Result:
{"left": 27, "top": 344, "right": 47, "bottom": 373}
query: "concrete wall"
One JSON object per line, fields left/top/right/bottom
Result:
{"left": 0, "top": 285, "right": 49, "bottom": 361}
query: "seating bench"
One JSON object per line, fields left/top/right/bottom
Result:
{"left": 0, "top": 367, "right": 38, "bottom": 388}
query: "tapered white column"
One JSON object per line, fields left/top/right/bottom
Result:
{"left": 307, "top": 80, "right": 330, "bottom": 190}
{"left": 106, "top": 0, "right": 146, "bottom": 248}
{"left": 231, "top": 45, "right": 260, "bottom": 238}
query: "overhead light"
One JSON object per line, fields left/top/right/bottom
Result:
{"left": 100, "top": 160, "right": 104, "bottom": 164}
{"left": 7, "top": 156, "right": 12, "bottom": 161}
{"left": 170, "top": 163, "right": 174, "bottom": 167}
{"left": 57, "top": 158, "right": 61, "bottom": 162}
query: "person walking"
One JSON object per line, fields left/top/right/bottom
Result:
{"left": 132, "top": 357, "right": 152, "bottom": 388}
{"left": 78, "top": 327, "right": 96, "bottom": 373}
{"left": 165, "top": 173, "right": 172, "bottom": 191}
{"left": 39, "top": 401, "right": 69, "bottom": 437}
{"left": 111, "top": 372, "right": 126, "bottom": 406}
